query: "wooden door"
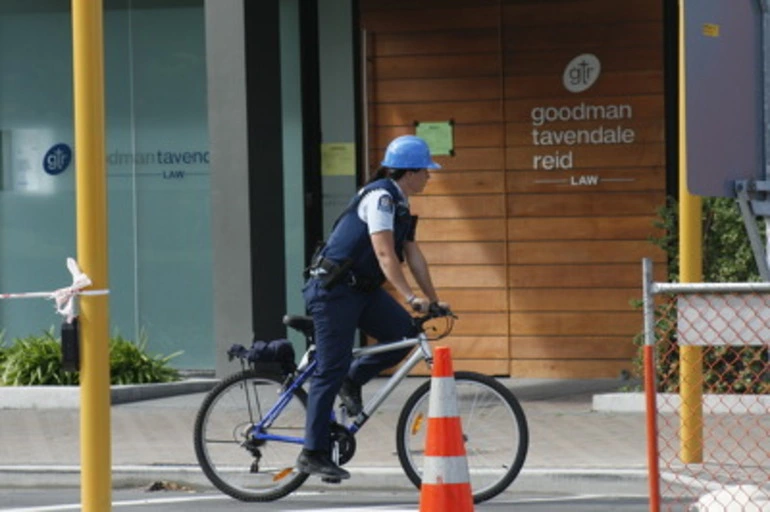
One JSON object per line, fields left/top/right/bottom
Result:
{"left": 360, "top": 0, "right": 667, "bottom": 377}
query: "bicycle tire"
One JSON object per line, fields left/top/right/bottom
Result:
{"left": 396, "top": 371, "right": 529, "bottom": 503}
{"left": 193, "top": 369, "right": 309, "bottom": 501}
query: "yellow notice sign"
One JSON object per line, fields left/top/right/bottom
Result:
{"left": 702, "top": 23, "right": 720, "bottom": 37}
{"left": 416, "top": 121, "right": 454, "bottom": 156}
{"left": 321, "top": 143, "right": 355, "bottom": 176}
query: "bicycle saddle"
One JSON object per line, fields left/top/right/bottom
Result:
{"left": 282, "top": 314, "right": 314, "bottom": 338}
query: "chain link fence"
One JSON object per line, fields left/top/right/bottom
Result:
{"left": 642, "top": 259, "right": 770, "bottom": 511}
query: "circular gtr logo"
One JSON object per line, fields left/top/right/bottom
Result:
{"left": 43, "top": 143, "right": 73, "bottom": 175}
{"left": 563, "top": 54, "right": 601, "bottom": 93}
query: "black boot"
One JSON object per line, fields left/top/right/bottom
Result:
{"left": 296, "top": 449, "right": 350, "bottom": 480}
{"left": 339, "top": 378, "right": 363, "bottom": 416}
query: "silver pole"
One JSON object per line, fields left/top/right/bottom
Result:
{"left": 642, "top": 258, "right": 656, "bottom": 347}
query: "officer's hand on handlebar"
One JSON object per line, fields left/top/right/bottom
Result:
{"left": 408, "top": 296, "right": 431, "bottom": 313}
{"left": 428, "top": 301, "right": 454, "bottom": 317}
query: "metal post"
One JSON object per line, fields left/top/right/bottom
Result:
{"left": 642, "top": 258, "right": 656, "bottom": 348}
{"left": 678, "top": 0, "right": 704, "bottom": 464}
{"left": 642, "top": 258, "right": 661, "bottom": 512}
{"left": 761, "top": 1, "right": 770, "bottom": 276}
{"left": 643, "top": 259, "right": 662, "bottom": 512}
{"left": 72, "top": 1, "right": 111, "bottom": 510}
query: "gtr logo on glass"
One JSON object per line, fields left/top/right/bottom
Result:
{"left": 563, "top": 54, "right": 601, "bottom": 93}
{"left": 43, "top": 143, "right": 73, "bottom": 175}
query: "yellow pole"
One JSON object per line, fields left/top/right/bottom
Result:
{"left": 72, "top": 1, "right": 111, "bottom": 510}
{"left": 678, "top": 0, "right": 703, "bottom": 464}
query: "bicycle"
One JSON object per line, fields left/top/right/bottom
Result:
{"left": 193, "top": 305, "right": 529, "bottom": 503}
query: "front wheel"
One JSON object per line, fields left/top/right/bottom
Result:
{"left": 396, "top": 372, "right": 529, "bottom": 503}
{"left": 193, "top": 369, "right": 309, "bottom": 501}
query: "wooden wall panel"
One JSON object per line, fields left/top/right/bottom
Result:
{"left": 437, "top": 290, "right": 508, "bottom": 311}
{"left": 501, "top": 1, "right": 663, "bottom": 25}
{"left": 361, "top": 0, "right": 667, "bottom": 378}
{"left": 406, "top": 266, "right": 506, "bottom": 288}
{"left": 503, "top": 21, "right": 663, "bottom": 49}
{"left": 509, "top": 359, "right": 632, "bottom": 379}
{"left": 361, "top": 7, "right": 499, "bottom": 32}
{"left": 507, "top": 263, "right": 666, "bottom": 287}
{"left": 418, "top": 241, "right": 506, "bottom": 264}
{"left": 509, "top": 311, "right": 641, "bottom": 337}
{"left": 369, "top": 149, "right": 504, "bottom": 170}
{"left": 372, "top": 30, "right": 498, "bottom": 56}
{"left": 508, "top": 288, "right": 639, "bottom": 312}
{"left": 419, "top": 171, "right": 506, "bottom": 195}
{"left": 507, "top": 168, "right": 666, "bottom": 193}
{"left": 373, "top": 101, "right": 503, "bottom": 126}
{"left": 511, "top": 336, "right": 638, "bottom": 360}
{"left": 410, "top": 194, "right": 506, "bottom": 218}
{"left": 508, "top": 241, "right": 666, "bottom": 265}
{"left": 508, "top": 191, "right": 664, "bottom": 217}
{"left": 418, "top": 218, "right": 506, "bottom": 241}
{"left": 374, "top": 57, "right": 499, "bottom": 80}
{"left": 378, "top": 124, "right": 505, "bottom": 149}
{"left": 505, "top": 72, "right": 665, "bottom": 98}
{"left": 504, "top": 47, "right": 663, "bottom": 76}
{"left": 361, "top": 0, "right": 500, "bottom": 12}
{"left": 507, "top": 216, "right": 663, "bottom": 241}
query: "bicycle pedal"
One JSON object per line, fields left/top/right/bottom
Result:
{"left": 321, "top": 477, "right": 342, "bottom": 484}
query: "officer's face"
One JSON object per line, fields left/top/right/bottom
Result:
{"left": 411, "top": 168, "right": 430, "bottom": 193}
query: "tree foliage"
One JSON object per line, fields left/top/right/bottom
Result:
{"left": 638, "top": 196, "right": 768, "bottom": 394}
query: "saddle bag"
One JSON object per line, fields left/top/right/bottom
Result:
{"left": 227, "top": 338, "right": 297, "bottom": 375}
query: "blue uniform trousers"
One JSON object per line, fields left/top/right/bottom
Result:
{"left": 302, "top": 278, "right": 418, "bottom": 451}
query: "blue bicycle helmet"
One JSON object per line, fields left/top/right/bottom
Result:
{"left": 380, "top": 135, "right": 441, "bottom": 170}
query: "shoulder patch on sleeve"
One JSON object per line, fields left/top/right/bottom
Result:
{"left": 376, "top": 194, "right": 394, "bottom": 213}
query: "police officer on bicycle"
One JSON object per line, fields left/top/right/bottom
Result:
{"left": 297, "top": 135, "right": 447, "bottom": 480}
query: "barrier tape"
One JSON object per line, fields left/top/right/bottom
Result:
{"left": 0, "top": 258, "right": 110, "bottom": 322}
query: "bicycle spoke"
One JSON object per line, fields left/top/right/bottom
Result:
{"left": 396, "top": 372, "right": 529, "bottom": 504}
{"left": 194, "top": 371, "right": 309, "bottom": 502}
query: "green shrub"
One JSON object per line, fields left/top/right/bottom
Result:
{"left": 1, "top": 328, "right": 78, "bottom": 386}
{"left": 109, "top": 331, "right": 182, "bottom": 385}
{"left": 0, "top": 328, "right": 182, "bottom": 386}
{"left": 635, "top": 196, "right": 769, "bottom": 394}
{"left": 0, "top": 330, "right": 7, "bottom": 368}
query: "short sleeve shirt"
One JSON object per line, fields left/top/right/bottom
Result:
{"left": 357, "top": 180, "right": 407, "bottom": 235}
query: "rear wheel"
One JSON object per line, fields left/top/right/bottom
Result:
{"left": 193, "top": 370, "right": 308, "bottom": 501}
{"left": 396, "top": 372, "right": 528, "bottom": 503}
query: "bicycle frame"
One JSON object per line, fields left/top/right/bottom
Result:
{"left": 248, "top": 332, "right": 435, "bottom": 445}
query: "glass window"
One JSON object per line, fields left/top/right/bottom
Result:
{"left": 0, "top": 0, "right": 212, "bottom": 369}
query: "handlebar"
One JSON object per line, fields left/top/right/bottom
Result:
{"left": 412, "top": 303, "right": 458, "bottom": 332}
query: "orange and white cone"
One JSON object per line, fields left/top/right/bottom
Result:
{"left": 418, "top": 346, "right": 474, "bottom": 512}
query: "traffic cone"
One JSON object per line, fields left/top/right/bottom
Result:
{"left": 418, "top": 346, "right": 474, "bottom": 512}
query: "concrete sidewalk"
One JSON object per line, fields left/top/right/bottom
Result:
{"left": 0, "top": 377, "right": 649, "bottom": 494}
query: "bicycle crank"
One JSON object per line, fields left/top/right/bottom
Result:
{"left": 329, "top": 423, "right": 356, "bottom": 465}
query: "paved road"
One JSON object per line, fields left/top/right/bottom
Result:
{"left": 0, "top": 488, "right": 656, "bottom": 512}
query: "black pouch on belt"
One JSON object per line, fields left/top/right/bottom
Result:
{"left": 314, "top": 257, "right": 353, "bottom": 290}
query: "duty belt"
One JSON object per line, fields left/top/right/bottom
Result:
{"left": 308, "top": 257, "right": 383, "bottom": 292}
{"left": 344, "top": 272, "right": 383, "bottom": 293}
